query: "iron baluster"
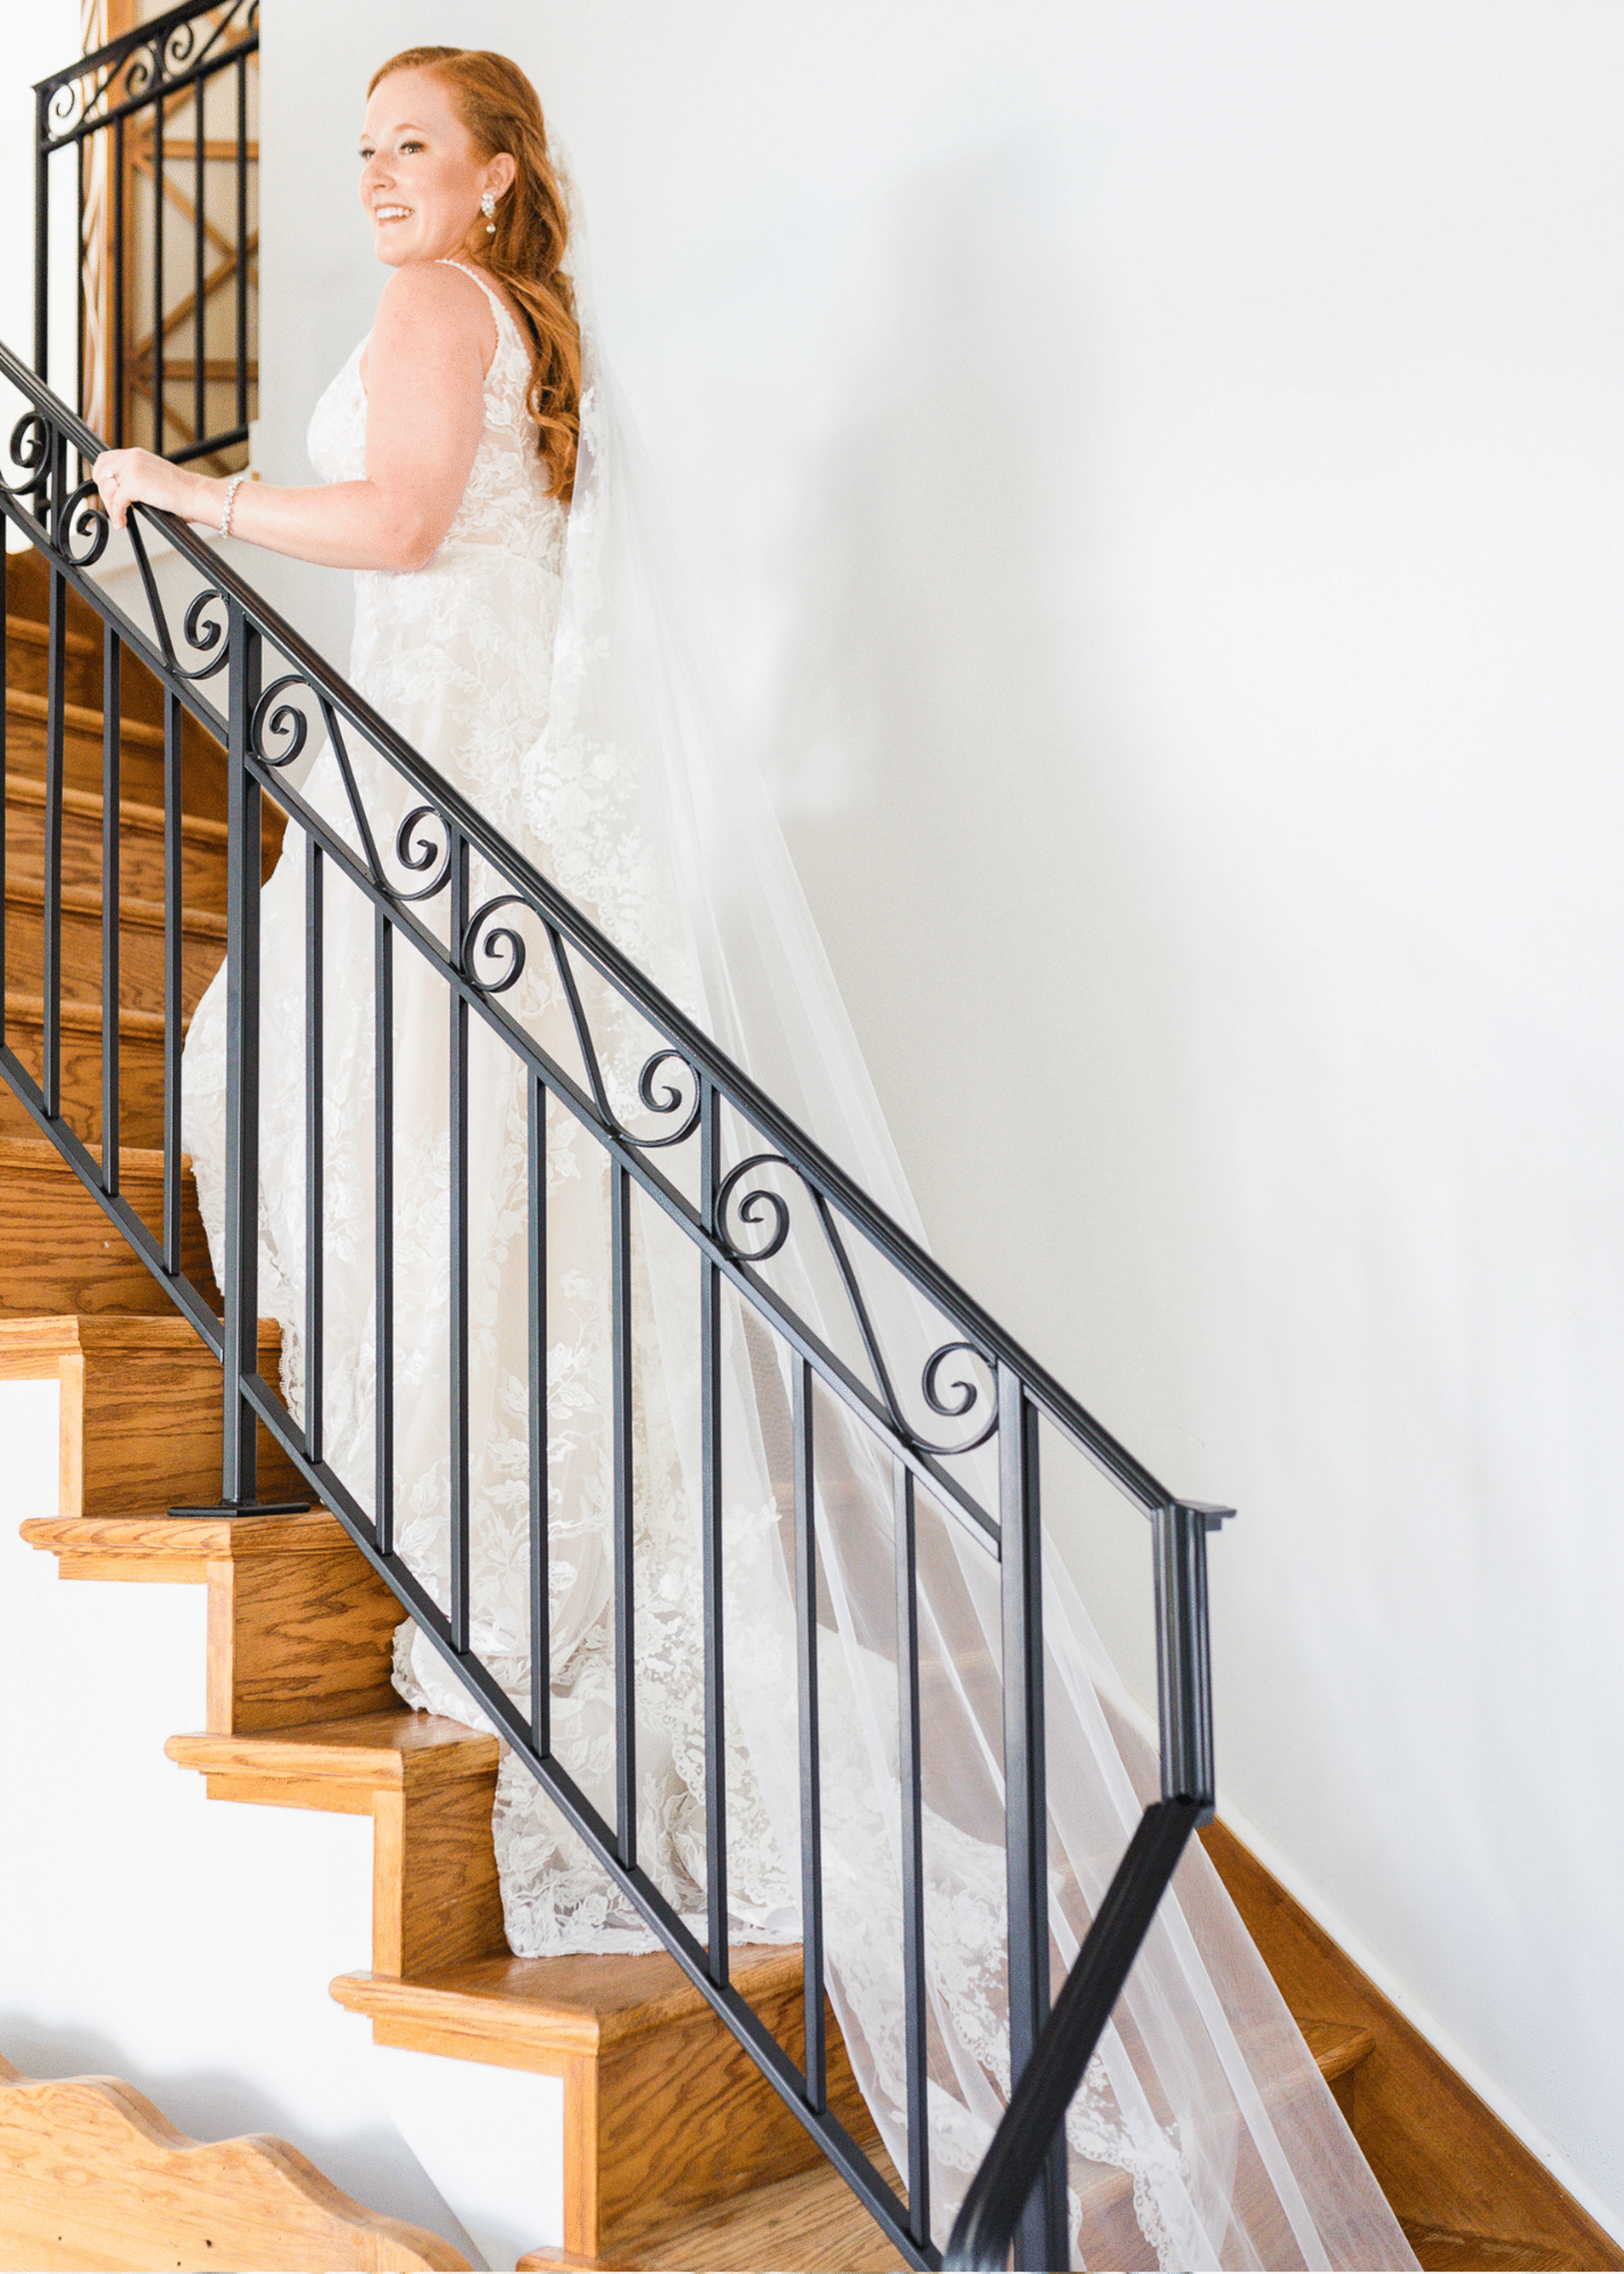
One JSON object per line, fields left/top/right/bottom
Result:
{"left": 0, "top": 597, "right": 6, "bottom": 1037}
{"left": 34, "top": 82, "right": 49, "bottom": 385}
{"left": 151, "top": 91, "right": 162, "bottom": 456}
{"left": 112, "top": 112, "right": 125, "bottom": 447}
{"left": 234, "top": 51, "right": 247, "bottom": 437}
{"left": 375, "top": 902, "right": 395, "bottom": 1555}
{"left": 998, "top": 1365, "right": 1067, "bottom": 2271}
{"left": 611, "top": 1156, "right": 636, "bottom": 1869}
{"left": 76, "top": 130, "right": 86, "bottom": 427}
{"left": 894, "top": 1460, "right": 930, "bottom": 2251}
{"left": 42, "top": 559, "right": 65, "bottom": 1120}
{"left": 192, "top": 77, "right": 205, "bottom": 455}
{"left": 450, "top": 829, "right": 471, "bottom": 1654}
{"left": 162, "top": 684, "right": 182, "bottom": 1267}
{"left": 101, "top": 621, "right": 121, "bottom": 1187}
{"left": 700, "top": 1079, "right": 728, "bottom": 1985}
{"left": 304, "top": 841, "right": 324, "bottom": 1465}
{"left": 528, "top": 1072, "right": 549, "bottom": 1756}
{"left": 792, "top": 1355, "right": 826, "bottom": 2114}
{"left": 172, "top": 604, "right": 305, "bottom": 1516}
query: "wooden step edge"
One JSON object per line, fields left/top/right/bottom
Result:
{"left": 167, "top": 1710, "right": 500, "bottom": 1801}
{"left": 5, "top": 610, "right": 99, "bottom": 658}
{"left": 6, "top": 769, "right": 231, "bottom": 843}
{"left": 6, "top": 684, "right": 172, "bottom": 752}
{"left": 1299, "top": 2015, "right": 1376, "bottom": 2087}
{"left": 330, "top": 1940, "right": 811, "bottom": 2069}
{"left": 22, "top": 1508, "right": 362, "bottom": 1578}
{"left": 0, "top": 1130, "right": 202, "bottom": 1185}
{"left": 3, "top": 987, "right": 168, "bottom": 1039}
{"left": 0, "top": 2052, "right": 472, "bottom": 2272}
{"left": 5, "top": 874, "right": 228, "bottom": 939}
{"left": 0, "top": 1308, "right": 264, "bottom": 1367}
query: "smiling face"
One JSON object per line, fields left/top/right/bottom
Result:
{"left": 359, "top": 66, "right": 514, "bottom": 267}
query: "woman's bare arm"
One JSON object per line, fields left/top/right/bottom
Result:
{"left": 92, "top": 261, "right": 496, "bottom": 572}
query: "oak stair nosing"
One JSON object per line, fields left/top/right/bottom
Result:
{"left": 4, "top": 987, "right": 168, "bottom": 1042}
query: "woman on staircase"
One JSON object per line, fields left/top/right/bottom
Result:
{"left": 91, "top": 46, "right": 1412, "bottom": 2272}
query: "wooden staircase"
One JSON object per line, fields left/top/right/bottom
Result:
{"left": 4, "top": 543, "right": 1620, "bottom": 2272}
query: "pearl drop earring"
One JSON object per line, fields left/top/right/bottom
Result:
{"left": 480, "top": 190, "right": 497, "bottom": 234}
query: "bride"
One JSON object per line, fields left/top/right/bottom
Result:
{"left": 94, "top": 46, "right": 1414, "bottom": 2271}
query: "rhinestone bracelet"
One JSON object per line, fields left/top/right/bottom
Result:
{"left": 220, "top": 472, "right": 248, "bottom": 540}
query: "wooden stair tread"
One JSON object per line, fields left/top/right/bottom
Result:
{"left": 331, "top": 1942, "right": 805, "bottom": 2057}
{"left": 1399, "top": 2220, "right": 1598, "bottom": 2272}
{"left": 167, "top": 1710, "right": 499, "bottom": 1791}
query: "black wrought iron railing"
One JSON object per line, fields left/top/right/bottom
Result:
{"left": 35, "top": 0, "right": 257, "bottom": 470}
{"left": 2, "top": 336, "right": 1231, "bottom": 2274}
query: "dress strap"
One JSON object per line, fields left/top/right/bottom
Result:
{"left": 435, "top": 257, "right": 518, "bottom": 342}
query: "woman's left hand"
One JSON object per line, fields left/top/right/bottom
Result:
{"left": 91, "top": 447, "right": 210, "bottom": 531}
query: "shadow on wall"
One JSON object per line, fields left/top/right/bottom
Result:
{"left": 764, "top": 146, "right": 1206, "bottom": 1695}
{"left": 0, "top": 2015, "right": 486, "bottom": 2270}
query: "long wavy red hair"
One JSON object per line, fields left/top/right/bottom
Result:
{"left": 369, "top": 46, "right": 582, "bottom": 505}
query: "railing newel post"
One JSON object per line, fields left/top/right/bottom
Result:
{"left": 998, "top": 1363, "right": 1068, "bottom": 2272}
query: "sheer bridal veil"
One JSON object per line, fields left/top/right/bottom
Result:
{"left": 521, "top": 268, "right": 1416, "bottom": 2267}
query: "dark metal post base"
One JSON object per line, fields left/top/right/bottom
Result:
{"left": 167, "top": 1498, "right": 314, "bottom": 1518}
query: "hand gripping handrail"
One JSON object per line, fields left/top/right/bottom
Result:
{"left": 0, "top": 329, "right": 1234, "bottom": 2273}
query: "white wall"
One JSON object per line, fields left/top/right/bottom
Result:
{"left": 9, "top": 0, "right": 1622, "bottom": 2245}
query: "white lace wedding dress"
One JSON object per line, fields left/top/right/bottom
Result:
{"left": 182, "top": 260, "right": 1416, "bottom": 2270}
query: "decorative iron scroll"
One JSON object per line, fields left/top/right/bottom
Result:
{"left": 41, "top": 0, "right": 258, "bottom": 147}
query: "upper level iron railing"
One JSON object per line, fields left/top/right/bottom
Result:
{"left": 1, "top": 315, "right": 1232, "bottom": 2269}
{"left": 35, "top": 0, "right": 257, "bottom": 470}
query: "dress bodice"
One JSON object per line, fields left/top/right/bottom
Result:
{"left": 306, "top": 259, "right": 567, "bottom": 573}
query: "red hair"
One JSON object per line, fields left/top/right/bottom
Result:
{"left": 369, "top": 46, "right": 582, "bottom": 504}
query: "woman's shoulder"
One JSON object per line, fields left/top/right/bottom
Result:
{"left": 376, "top": 257, "right": 497, "bottom": 334}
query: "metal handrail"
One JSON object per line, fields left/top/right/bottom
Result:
{"left": 1, "top": 324, "right": 1233, "bottom": 2272}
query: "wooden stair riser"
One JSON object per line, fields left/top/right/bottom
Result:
{"left": 0, "top": 1137, "right": 217, "bottom": 1315}
{"left": 0, "top": 1316, "right": 305, "bottom": 1520}
{"left": 205, "top": 1527, "right": 402, "bottom": 1735}
{"left": 6, "top": 551, "right": 181, "bottom": 737}
{"left": 5, "top": 693, "right": 228, "bottom": 824}
{"left": 5, "top": 878, "right": 224, "bottom": 1017}
{"left": 2, "top": 994, "right": 169, "bottom": 1145}
{"left": 3, "top": 611, "right": 105, "bottom": 711}
{"left": 6, "top": 777, "right": 239, "bottom": 910}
